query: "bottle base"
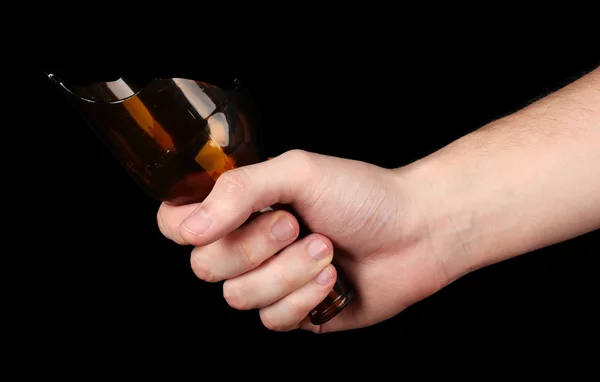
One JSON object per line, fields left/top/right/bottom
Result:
{"left": 308, "top": 288, "right": 355, "bottom": 325}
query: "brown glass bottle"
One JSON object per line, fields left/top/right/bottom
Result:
{"left": 47, "top": 73, "right": 355, "bottom": 325}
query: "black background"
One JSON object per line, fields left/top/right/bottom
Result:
{"left": 29, "top": 38, "right": 599, "bottom": 362}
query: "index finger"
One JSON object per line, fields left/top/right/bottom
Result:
{"left": 178, "top": 150, "right": 319, "bottom": 247}
{"left": 157, "top": 158, "right": 277, "bottom": 244}
{"left": 157, "top": 202, "right": 200, "bottom": 245}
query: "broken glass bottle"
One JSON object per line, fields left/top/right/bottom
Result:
{"left": 47, "top": 73, "right": 354, "bottom": 325}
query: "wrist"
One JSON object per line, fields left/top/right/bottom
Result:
{"left": 391, "top": 157, "right": 480, "bottom": 285}
{"left": 390, "top": 67, "right": 600, "bottom": 286}
{"left": 396, "top": 109, "right": 600, "bottom": 282}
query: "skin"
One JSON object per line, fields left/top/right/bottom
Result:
{"left": 157, "top": 66, "right": 600, "bottom": 333}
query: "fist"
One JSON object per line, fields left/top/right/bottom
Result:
{"left": 157, "top": 151, "right": 340, "bottom": 331}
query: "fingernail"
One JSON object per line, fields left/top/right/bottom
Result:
{"left": 307, "top": 239, "right": 329, "bottom": 259}
{"left": 315, "top": 267, "right": 333, "bottom": 285}
{"left": 271, "top": 218, "right": 295, "bottom": 241}
{"left": 181, "top": 208, "right": 212, "bottom": 235}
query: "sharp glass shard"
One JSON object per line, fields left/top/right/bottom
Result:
{"left": 47, "top": 73, "right": 262, "bottom": 205}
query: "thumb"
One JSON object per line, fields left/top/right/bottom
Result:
{"left": 179, "top": 150, "right": 319, "bottom": 246}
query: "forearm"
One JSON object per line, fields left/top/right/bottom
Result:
{"left": 402, "top": 66, "right": 600, "bottom": 279}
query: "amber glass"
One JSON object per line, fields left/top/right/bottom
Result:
{"left": 47, "top": 73, "right": 355, "bottom": 325}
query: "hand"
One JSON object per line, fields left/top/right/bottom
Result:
{"left": 157, "top": 150, "right": 460, "bottom": 333}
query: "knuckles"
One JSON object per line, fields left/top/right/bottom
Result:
{"left": 258, "top": 296, "right": 306, "bottom": 332}
{"left": 190, "top": 254, "right": 219, "bottom": 283}
{"left": 281, "top": 149, "right": 315, "bottom": 168}
{"left": 223, "top": 280, "right": 254, "bottom": 311}
{"left": 214, "top": 168, "right": 252, "bottom": 199}
{"left": 259, "top": 310, "right": 289, "bottom": 332}
{"left": 281, "top": 149, "right": 319, "bottom": 175}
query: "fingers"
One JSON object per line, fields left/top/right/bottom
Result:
{"left": 155, "top": 151, "right": 339, "bottom": 332}
{"left": 259, "top": 265, "right": 337, "bottom": 332}
{"left": 178, "top": 150, "right": 320, "bottom": 247}
{"left": 222, "top": 233, "right": 334, "bottom": 312}
{"left": 157, "top": 203, "right": 200, "bottom": 245}
{"left": 189, "top": 210, "right": 299, "bottom": 282}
